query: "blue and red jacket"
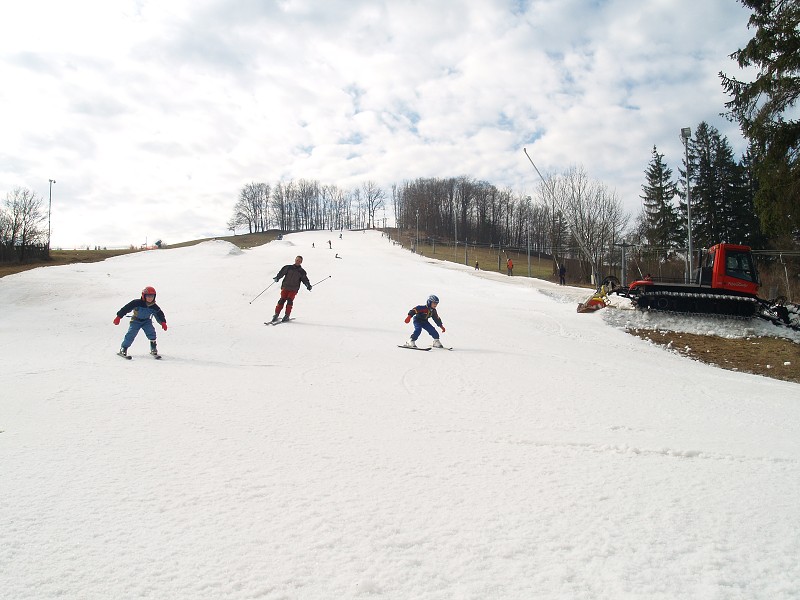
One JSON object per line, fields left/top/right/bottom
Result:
{"left": 116, "top": 299, "right": 167, "bottom": 325}
{"left": 407, "top": 305, "right": 443, "bottom": 328}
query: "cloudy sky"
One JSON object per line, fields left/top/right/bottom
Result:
{"left": 1, "top": 0, "right": 753, "bottom": 248}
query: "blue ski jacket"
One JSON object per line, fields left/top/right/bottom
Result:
{"left": 407, "top": 305, "right": 443, "bottom": 328}
{"left": 116, "top": 299, "right": 167, "bottom": 325}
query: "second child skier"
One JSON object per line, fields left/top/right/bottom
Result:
{"left": 403, "top": 294, "right": 445, "bottom": 348}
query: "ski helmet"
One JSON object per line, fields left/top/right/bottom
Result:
{"left": 427, "top": 294, "right": 439, "bottom": 306}
{"left": 141, "top": 286, "right": 157, "bottom": 301}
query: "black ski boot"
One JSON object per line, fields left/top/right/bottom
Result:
{"left": 281, "top": 314, "right": 291, "bottom": 322}
{"left": 150, "top": 341, "right": 161, "bottom": 358}
{"left": 271, "top": 313, "right": 280, "bottom": 323}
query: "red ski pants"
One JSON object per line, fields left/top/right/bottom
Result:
{"left": 275, "top": 289, "right": 298, "bottom": 315}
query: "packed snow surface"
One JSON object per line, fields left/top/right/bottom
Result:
{"left": 1, "top": 231, "right": 799, "bottom": 599}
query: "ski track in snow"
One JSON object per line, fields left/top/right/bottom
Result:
{"left": 1, "top": 231, "right": 799, "bottom": 600}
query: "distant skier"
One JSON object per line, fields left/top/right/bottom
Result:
{"left": 558, "top": 263, "right": 566, "bottom": 285}
{"left": 270, "top": 255, "right": 311, "bottom": 323}
{"left": 507, "top": 257, "right": 513, "bottom": 276}
{"left": 113, "top": 286, "right": 167, "bottom": 358}
{"left": 403, "top": 294, "right": 445, "bottom": 348}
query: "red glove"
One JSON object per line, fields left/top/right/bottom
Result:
{"left": 113, "top": 316, "right": 121, "bottom": 325}
{"left": 440, "top": 325, "right": 446, "bottom": 333}
{"left": 161, "top": 322, "right": 168, "bottom": 331}
{"left": 404, "top": 315, "right": 411, "bottom": 323}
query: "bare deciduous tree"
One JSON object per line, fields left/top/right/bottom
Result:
{"left": 2, "top": 187, "right": 47, "bottom": 261}
{"left": 231, "top": 182, "right": 270, "bottom": 234}
{"left": 361, "top": 180, "right": 385, "bottom": 228}
{"left": 552, "top": 166, "right": 628, "bottom": 284}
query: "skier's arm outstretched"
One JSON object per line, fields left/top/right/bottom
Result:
{"left": 115, "top": 299, "right": 139, "bottom": 319}
{"left": 431, "top": 308, "right": 445, "bottom": 331}
{"left": 273, "top": 265, "right": 289, "bottom": 282}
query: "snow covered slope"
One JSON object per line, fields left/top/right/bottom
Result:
{"left": 1, "top": 230, "right": 798, "bottom": 599}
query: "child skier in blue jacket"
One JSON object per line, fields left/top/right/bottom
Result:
{"left": 403, "top": 294, "right": 445, "bottom": 348}
{"left": 113, "top": 286, "right": 167, "bottom": 358}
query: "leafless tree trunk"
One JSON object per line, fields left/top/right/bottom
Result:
{"left": 553, "top": 166, "right": 628, "bottom": 284}
{"left": 3, "top": 188, "right": 46, "bottom": 260}
{"left": 361, "top": 180, "right": 385, "bottom": 228}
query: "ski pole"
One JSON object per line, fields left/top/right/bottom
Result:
{"left": 249, "top": 280, "right": 276, "bottom": 304}
{"left": 310, "top": 275, "right": 332, "bottom": 287}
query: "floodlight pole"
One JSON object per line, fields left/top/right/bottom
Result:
{"left": 613, "top": 240, "right": 635, "bottom": 286}
{"left": 681, "top": 127, "right": 693, "bottom": 282}
{"left": 48, "top": 179, "right": 56, "bottom": 250}
{"left": 527, "top": 198, "right": 532, "bottom": 277}
{"left": 415, "top": 210, "right": 419, "bottom": 253}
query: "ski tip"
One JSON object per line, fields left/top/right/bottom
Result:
{"left": 397, "top": 345, "right": 431, "bottom": 351}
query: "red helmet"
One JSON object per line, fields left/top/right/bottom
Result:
{"left": 141, "top": 286, "right": 157, "bottom": 301}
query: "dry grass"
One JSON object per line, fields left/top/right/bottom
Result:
{"left": 0, "top": 231, "right": 279, "bottom": 279}
{"left": 627, "top": 329, "right": 800, "bottom": 383}
{"left": 404, "top": 236, "right": 561, "bottom": 281}
{"left": 0, "top": 248, "right": 140, "bottom": 278}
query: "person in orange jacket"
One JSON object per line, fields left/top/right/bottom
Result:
{"left": 507, "top": 257, "right": 513, "bottom": 276}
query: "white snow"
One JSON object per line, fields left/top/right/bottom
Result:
{"left": 1, "top": 230, "right": 799, "bottom": 600}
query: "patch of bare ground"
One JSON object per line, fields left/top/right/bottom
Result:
{"left": 627, "top": 329, "right": 800, "bottom": 384}
{"left": 0, "top": 232, "right": 278, "bottom": 279}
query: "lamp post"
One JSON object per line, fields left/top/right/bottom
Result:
{"left": 614, "top": 240, "right": 635, "bottom": 286}
{"left": 526, "top": 197, "right": 532, "bottom": 277}
{"left": 681, "top": 127, "right": 692, "bottom": 281}
{"left": 48, "top": 179, "right": 56, "bottom": 251}
{"left": 415, "top": 209, "right": 419, "bottom": 253}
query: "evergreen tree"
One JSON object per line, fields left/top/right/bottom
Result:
{"left": 639, "top": 145, "right": 683, "bottom": 259}
{"left": 712, "top": 131, "right": 746, "bottom": 244}
{"left": 681, "top": 122, "right": 759, "bottom": 248}
{"left": 736, "top": 144, "right": 768, "bottom": 247}
{"left": 679, "top": 122, "right": 714, "bottom": 250}
{"left": 720, "top": 0, "right": 800, "bottom": 238}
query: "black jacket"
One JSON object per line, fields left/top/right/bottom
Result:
{"left": 275, "top": 264, "right": 310, "bottom": 291}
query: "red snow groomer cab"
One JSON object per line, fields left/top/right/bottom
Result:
{"left": 626, "top": 243, "right": 759, "bottom": 317}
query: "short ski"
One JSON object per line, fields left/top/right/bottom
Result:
{"left": 117, "top": 351, "right": 132, "bottom": 360}
{"left": 266, "top": 318, "right": 295, "bottom": 326}
{"left": 151, "top": 353, "right": 162, "bottom": 360}
{"left": 433, "top": 346, "right": 454, "bottom": 351}
{"left": 397, "top": 345, "right": 431, "bottom": 351}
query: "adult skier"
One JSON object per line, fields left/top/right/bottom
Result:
{"left": 113, "top": 286, "right": 167, "bottom": 358}
{"left": 271, "top": 255, "right": 312, "bottom": 323}
{"left": 403, "top": 294, "right": 445, "bottom": 348}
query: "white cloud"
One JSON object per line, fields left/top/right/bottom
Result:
{"left": 0, "top": 0, "right": 753, "bottom": 247}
